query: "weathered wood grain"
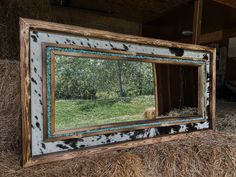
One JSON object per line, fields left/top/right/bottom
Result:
{"left": 192, "top": 0, "right": 203, "bottom": 44}
{"left": 210, "top": 49, "right": 216, "bottom": 130}
{"left": 24, "top": 130, "right": 214, "bottom": 167}
{"left": 20, "top": 18, "right": 31, "bottom": 167}
{"left": 20, "top": 18, "right": 215, "bottom": 53}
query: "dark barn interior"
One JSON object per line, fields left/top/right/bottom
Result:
{"left": 0, "top": 0, "right": 236, "bottom": 176}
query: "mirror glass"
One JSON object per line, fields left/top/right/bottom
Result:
{"left": 54, "top": 56, "right": 155, "bottom": 131}
{"left": 54, "top": 55, "right": 201, "bottom": 132}
{"left": 155, "top": 64, "right": 199, "bottom": 117}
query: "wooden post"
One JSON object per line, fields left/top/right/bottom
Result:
{"left": 192, "top": 0, "right": 203, "bottom": 44}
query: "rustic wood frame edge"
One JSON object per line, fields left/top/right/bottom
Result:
{"left": 20, "top": 18, "right": 215, "bottom": 52}
{"left": 24, "top": 130, "right": 214, "bottom": 167}
{"left": 210, "top": 48, "right": 216, "bottom": 130}
{"left": 20, "top": 17, "right": 216, "bottom": 167}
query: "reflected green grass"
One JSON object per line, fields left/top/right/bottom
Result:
{"left": 55, "top": 95, "right": 155, "bottom": 131}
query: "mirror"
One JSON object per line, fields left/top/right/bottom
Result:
{"left": 53, "top": 55, "right": 201, "bottom": 132}
{"left": 21, "top": 19, "right": 214, "bottom": 166}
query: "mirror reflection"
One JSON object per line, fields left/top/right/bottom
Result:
{"left": 54, "top": 56, "right": 155, "bottom": 131}
{"left": 155, "top": 64, "right": 199, "bottom": 117}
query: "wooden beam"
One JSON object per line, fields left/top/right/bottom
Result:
{"left": 199, "top": 30, "right": 223, "bottom": 44}
{"left": 180, "top": 30, "right": 223, "bottom": 44}
{"left": 214, "top": 0, "right": 236, "bottom": 9}
{"left": 192, "top": 0, "right": 203, "bottom": 44}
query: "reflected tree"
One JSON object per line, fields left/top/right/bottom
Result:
{"left": 55, "top": 56, "right": 154, "bottom": 100}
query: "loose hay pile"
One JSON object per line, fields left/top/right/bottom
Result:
{"left": 0, "top": 60, "right": 236, "bottom": 177}
{"left": 216, "top": 100, "right": 236, "bottom": 134}
{"left": 0, "top": 132, "right": 235, "bottom": 177}
{"left": 162, "top": 107, "right": 198, "bottom": 117}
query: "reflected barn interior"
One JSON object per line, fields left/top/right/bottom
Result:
{"left": 54, "top": 56, "right": 155, "bottom": 131}
{"left": 54, "top": 55, "right": 200, "bottom": 131}
{"left": 155, "top": 64, "right": 199, "bottom": 117}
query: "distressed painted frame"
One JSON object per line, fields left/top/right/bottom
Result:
{"left": 20, "top": 18, "right": 216, "bottom": 167}
{"left": 43, "top": 43, "right": 206, "bottom": 142}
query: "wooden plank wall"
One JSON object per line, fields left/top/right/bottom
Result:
{"left": 155, "top": 64, "right": 198, "bottom": 115}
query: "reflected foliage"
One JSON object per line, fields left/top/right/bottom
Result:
{"left": 55, "top": 56, "right": 154, "bottom": 100}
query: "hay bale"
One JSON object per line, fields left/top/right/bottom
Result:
{"left": 136, "top": 132, "right": 236, "bottom": 177}
{"left": 0, "top": 60, "right": 21, "bottom": 152}
{"left": 0, "top": 132, "right": 235, "bottom": 177}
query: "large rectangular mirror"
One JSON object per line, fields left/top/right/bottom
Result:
{"left": 21, "top": 18, "right": 214, "bottom": 166}
{"left": 51, "top": 54, "right": 202, "bottom": 134}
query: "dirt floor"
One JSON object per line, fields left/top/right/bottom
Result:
{"left": 0, "top": 61, "right": 236, "bottom": 177}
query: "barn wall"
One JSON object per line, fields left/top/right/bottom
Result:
{"left": 0, "top": 0, "right": 142, "bottom": 61}
{"left": 0, "top": 0, "right": 141, "bottom": 152}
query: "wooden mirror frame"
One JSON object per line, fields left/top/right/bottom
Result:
{"left": 20, "top": 18, "right": 216, "bottom": 167}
